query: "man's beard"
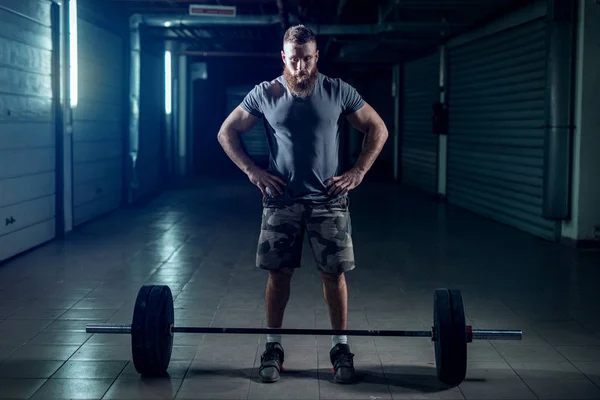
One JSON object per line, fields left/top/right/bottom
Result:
{"left": 283, "top": 66, "right": 318, "bottom": 97}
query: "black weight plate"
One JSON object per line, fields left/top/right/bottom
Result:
{"left": 433, "top": 288, "right": 467, "bottom": 386}
{"left": 131, "top": 285, "right": 174, "bottom": 376}
{"left": 132, "top": 285, "right": 153, "bottom": 374}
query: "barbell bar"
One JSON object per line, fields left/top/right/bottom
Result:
{"left": 85, "top": 285, "right": 523, "bottom": 386}
{"left": 85, "top": 324, "right": 522, "bottom": 341}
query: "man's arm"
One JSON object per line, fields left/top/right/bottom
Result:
{"left": 346, "top": 102, "right": 389, "bottom": 175}
{"left": 325, "top": 102, "right": 388, "bottom": 196}
{"left": 217, "top": 106, "right": 261, "bottom": 175}
{"left": 217, "top": 106, "right": 286, "bottom": 197}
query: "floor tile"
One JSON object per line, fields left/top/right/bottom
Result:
{"left": 0, "top": 360, "right": 64, "bottom": 378}
{"left": 0, "top": 378, "right": 47, "bottom": 399}
{"left": 52, "top": 360, "right": 128, "bottom": 379}
{"left": 29, "top": 378, "right": 113, "bottom": 399}
{"left": 100, "top": 377, "right": 182, "bottom": 399}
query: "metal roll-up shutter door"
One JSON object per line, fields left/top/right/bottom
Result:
{"left": 226, "top": 86, "right": 269, "bottom": 166}
{"left": 447, "top": 20, "right": 559, "bottom": 240}
{"left": 402, "top": 53, "right": 440, "bottom": 193}
{"left": 73, "top": 18, "right": 124, "bottom": 226}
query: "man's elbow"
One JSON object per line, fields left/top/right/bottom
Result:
{"left": 373, "top": 121, "right": 389, "bottom": 142}
{"left": 217, "top": 125, "right": 235, "bottom": 144}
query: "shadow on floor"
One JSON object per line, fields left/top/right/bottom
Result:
{"left": 185, "top": 364, "right": 455, "bottom": 392}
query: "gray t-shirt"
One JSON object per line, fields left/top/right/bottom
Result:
{"left": 240, "top": 72, "right": 365, "bottom": 205}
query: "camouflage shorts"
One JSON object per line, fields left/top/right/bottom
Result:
{"left": 256, "top": 197, "right": 355, "bottom": 274}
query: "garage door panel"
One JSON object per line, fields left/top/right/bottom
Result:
{"left": 77, "top": 79, "right": 122, "bottom": 106}
{"left": 0, "top": 65, "right": 52, "bottom": 97}
{"left": 73, "top": 193, "right": 121, "bottom": 227}
{"left": 78, "top": 61, "right": 121, "bottom": 87}
{"left": 450, "top": 162, "right": 543, "bottom": 186}
{"left": 73, "top": 140, "right": 122, "bottom": 164}
{"left": 0, "top": 0, "right": 55, "bottom": 263}
{"left": 0, "top": 8, "right": 51, "bottom": 50}
{"left": 449, "top": 146, "right": 543, "bottom": 165}
{"left": 72, "top": 121, "right": 122, "bottom": 143}
{"left": 0, "top": 148, "right": 54, "bottom": 179}
{"left": 0, "top": 172, "right": 54, "bottom": 207}
{"left": 72, "top": 99, "right": 122, "bottom": 123}
{"left": 451, "top": 69, "right": 546, "bottom": 94}
{"left": 78, "top": 19, "right": 122, "bottom": 62}
{"left": 74, "top": 158, "right": 121, "bottom": 186}
{"left": 448, "top": 172, "right": 541, "bottom": 198}
{"left": 0, "top": 122, "right": 53, "bottom": 149}
{"left": 450, "top": 108, "right": 545, "bottom": 124}
{"left": 450, "top": 79, "right": 546, "bottom": 100}
{"left": 447, "top": 19, "right": 558, "bottom": 241}
{"left": 0, "top": 195, "right": 54, "bottom": 237}
{"left": 0, "top": 36, "right": 52, "bottom": 73}
{"left": 74, "top": 176, "right": 121, "bottom": 207}
{"left": 72, "top": 13, "right": 124, "bottom": 226}
{"left": 451, "top": 20, "right": 546, "bottom": 58}
{"left": 0, "top": 0, "right": 52, "bottom": 25}
{"left": 449, "top": 152, "right": 543, "bottom": 177}
{"left": 0, "top": 219, "right": 55, "bottom": 262}
{"left": 0, "top": 94, "right": 52, "bottom": 121}
{"left": 451, "top": 34, "right": 546, "bottom": 72}
{"left": 452, "top": 99, "right": 546, "bottom": 115}
{"left": 451, "top": 50, "right": 547, "bottom": 83}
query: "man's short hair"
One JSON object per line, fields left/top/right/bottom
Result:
{"left": 283, "top": 24, "right": 316, "bottom": 45}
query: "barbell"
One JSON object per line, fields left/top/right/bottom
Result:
{"left": 85, "top": 285, "right": 522, "bottom": 386}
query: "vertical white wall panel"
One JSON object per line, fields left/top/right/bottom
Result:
{"left": 0, "top": 0, "right": 55, "bottom": 262}
{"left": 72, "top": 17, "right": 124, "bottom": 226}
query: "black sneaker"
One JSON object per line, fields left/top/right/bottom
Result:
{"left": 329, "top": 343, "right": 356, "bottom": 384}
{"left": 259, "top": 342, "right": 284, "bottom": 383}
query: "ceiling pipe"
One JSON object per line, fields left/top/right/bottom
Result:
{"left": 179, "top": 51, "right": 280, "bottom": 57}
{"left": 141, "top": 14, "right": 283, "bottom": 26}
{"left": 138, "top": 13, "right": 462, "bottom": 33}
{"left": 305, "top": 20, "right": 461, "bottom": 35}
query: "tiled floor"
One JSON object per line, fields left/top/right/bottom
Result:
{"left": 0, "top": 177, "right": 599, "bottom": 399}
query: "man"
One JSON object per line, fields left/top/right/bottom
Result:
{"left": 217, "top": 25, "right": 388, "bottom": 384}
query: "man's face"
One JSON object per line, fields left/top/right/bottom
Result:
{"left": 281, "top": 41, "right": 319, "bottom": 96}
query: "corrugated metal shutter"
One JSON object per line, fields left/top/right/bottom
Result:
{"left": 447, "top": 20, "right": 559, "bottom": 240}
{"left": 72, "top": 18, "right": 124, "bottom": 226}
{"left": 402, "top": 53, "right": 440, "bottom": 194}
{"left": 226, "top": 86, "right": 269, "bottom": 165}
{"left": 0, "top": 0, "right": 56, "bottom": 262}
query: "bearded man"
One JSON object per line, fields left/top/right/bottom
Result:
{"left": 217, "top": 24, "right": 388, "bottom": 384}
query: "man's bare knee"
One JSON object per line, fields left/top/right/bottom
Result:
{"left": 321, "top": 271, "right": 344, "bottom": 282}
{"left": 269, "top": 268, "right": 295, "bottom": 281}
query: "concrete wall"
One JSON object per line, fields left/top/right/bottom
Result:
{"left": 561, "top": 0, "right": 600, "bottom": 245}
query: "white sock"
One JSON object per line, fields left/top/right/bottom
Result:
{"left": 332, "top": 335, "right": 348, "bottom": 348}
{"left": 267, "top": 327, "right": 281, "bottom": 344}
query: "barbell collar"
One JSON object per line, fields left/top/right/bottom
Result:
{"left": 472, "top": 329, "right": 522, "bottom": 340}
